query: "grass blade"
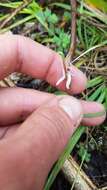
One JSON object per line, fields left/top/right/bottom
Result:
{"left": 88, "top": 85, "right": 104, "bottom": 101}
{"left": 97, "top": 90, "right": 106, "bottom": 103}
{"left": 44, "top": 126, "right": 85, "bottom": 190}
{"left": 83, "top": 111, "right": 105, "bottom": 118}
{"left": 50, "top": 3, "right": 71, "bottom": 10}
{"left": 0, "top": 15, "right": 35, "bottom": 34}
{"left": 87, "top": 76, "right": 103, "bottom": 88}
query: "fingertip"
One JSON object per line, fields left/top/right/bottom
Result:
{"left": 55, "top": 64, "right": 87, "bottom": 94}
{"left": 81, "top": 100, "right": 106, "bottom": 126}
{"left": 0, "top": 34, "right": 87, "bottom": 95}
{"left": 46, "top": 53, "right": 65, "bottom": 85}
{"left": 69, "top": 66, "right": 87, "bottom": 94}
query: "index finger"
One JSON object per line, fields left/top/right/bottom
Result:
{"left": 0, "top": 34, "right": 87, "bottom": 94}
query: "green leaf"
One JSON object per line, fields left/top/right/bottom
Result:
{"left": 51, "top": 3, "right": 71, "bottom": 10}
{"left": 84, "top": 0, "right": 107, "bottom": 13}
{"left": 44, "top": 126, "right": 85, "bottom": 190}
{"left": 77, "top": 144, "right": 91, "bottom": 163}
{"left": 88, "top": 85, "right": 104, "bottom": 101}
{"left": 35, "top": 11, "right": 52, "bottom": 34}
{"left": 44, "top": 8, "right": 51, "bottom": 18}
{"left": 0, "top": 2, "right": 22, "bottom": 8}
{"left": 48, "top": 14, "right": 58, "bottom": 24}
{"left": 97, "top": 90, "right": 106, "bottom": 103}
{"left": 63, "top": 11, "right": 71, "bottom": 21}
{"left": 0, "top": 15, "right": 35, "bottom": 34}
{"left": 105, "top": 88, "right": 107, "bottom": 110}
{"left": 53, "top": 30, "right": 70, "bottom": 51}
{"left": 87, "top": 76, "right": 103, "bottom": 88}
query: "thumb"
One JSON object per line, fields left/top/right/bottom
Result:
{"left": 0, "top": 96, "right": 83, "bottom": 190}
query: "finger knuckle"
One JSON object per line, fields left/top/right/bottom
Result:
{"left": 35, "top": 107, "right": 71, "bottom": 145}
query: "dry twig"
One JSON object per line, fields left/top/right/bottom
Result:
{"left": 56, "top": 0, "right": 77, "bottom": 89}
{"left": 69, "top": 0, "right": 77, "bottom": 61}
{"left": 62, "top": 156, "right": 97, "bottom": 190}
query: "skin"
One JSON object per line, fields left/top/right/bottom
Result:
{"left": 0, "top": 34, "right": 106, "bottom": 190}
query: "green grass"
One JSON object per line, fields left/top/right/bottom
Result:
{"left": 44, "top": 75, "right": 106, "bottom": 190}
{"left": 0, "top": 0, "right": 107, "bottom": 189}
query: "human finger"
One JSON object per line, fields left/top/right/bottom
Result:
{"left": 0, "top": 124, "right": 20, "bottom": 139}
{"left": 0, "top": 96, "right": 82, "bottom": 190}
{"left": 0, "top": 34, "right": 87, "bottom": 94}
{"left": 0, "top": 88, "right": 105, "bottom": 126}
{"left": 81, "top": 100, "right": 106, "bottom": 126}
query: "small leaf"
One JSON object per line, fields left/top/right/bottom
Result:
{"left": 48, "top": 14, "right": 58, "bottom": 24}
{"left": 63, "top": 11, "right": 71, "bottom": 21}
{"left": 44, "top": 8, "right": 51, "bottom": 18}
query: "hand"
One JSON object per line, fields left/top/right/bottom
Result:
{"left": 0, "top": 34, "right": 105, "bottom": 190}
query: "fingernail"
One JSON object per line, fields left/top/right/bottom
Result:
{"left": 58, "top": 96, "right": 83, "bottom": 126}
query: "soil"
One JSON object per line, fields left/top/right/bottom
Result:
{"left": 84, "top": 150, "right": 107, "bottom": 188}
{"left": 51, "top": 172, "right": 71, "bottom": 190}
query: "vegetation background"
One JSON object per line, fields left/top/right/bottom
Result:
{"left": 0, "top": 0, "right": 107, "bottom": 189}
